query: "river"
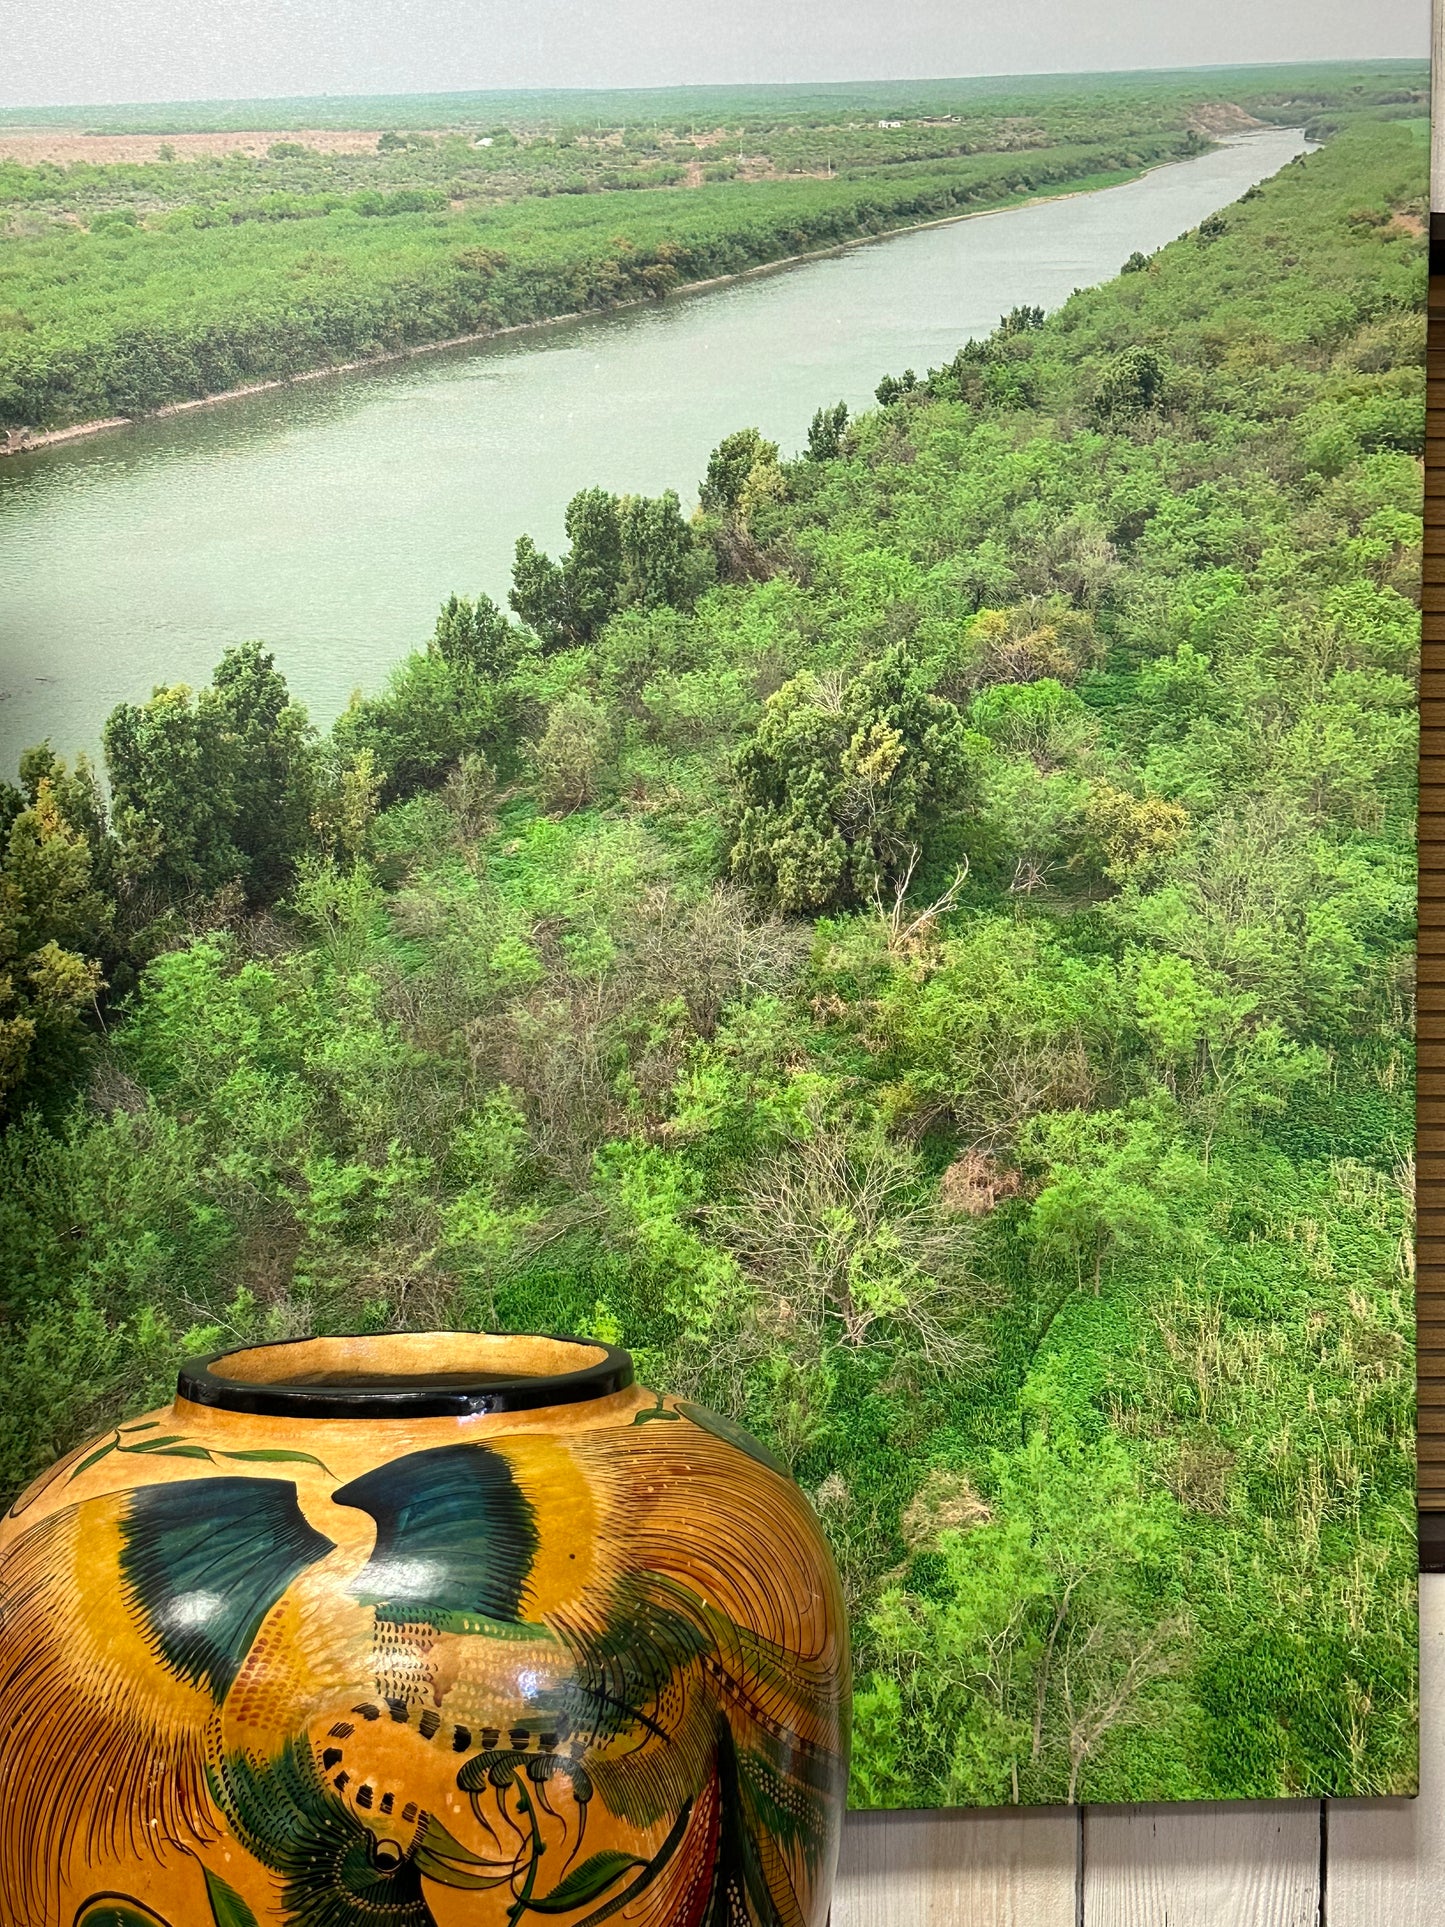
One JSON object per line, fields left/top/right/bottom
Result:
{"left": 0, "top": 127, "right": 1309, "bottom": 777}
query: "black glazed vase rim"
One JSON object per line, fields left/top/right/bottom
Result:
{"left": 176, "top": 1330, "right": 635, "bottom": 1419}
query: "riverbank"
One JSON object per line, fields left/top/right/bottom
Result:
{"left": 0, "top": 149, "right": 1237, "bottom": 459}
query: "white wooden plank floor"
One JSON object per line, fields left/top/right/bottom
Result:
{"left": 832, "top": 1576, "right": 1442, "bottom": 1926}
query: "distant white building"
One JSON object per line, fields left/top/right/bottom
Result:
{"left": 878, "top": 120, "right": 903, "bottom": 129}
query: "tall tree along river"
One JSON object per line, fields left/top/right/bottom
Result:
{"left": 0, "top": 128, "right": 1308, "bottom": 776}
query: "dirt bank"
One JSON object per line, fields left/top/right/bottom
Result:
{"left": 0, "top": 128, "right": 389, "bottom": 165}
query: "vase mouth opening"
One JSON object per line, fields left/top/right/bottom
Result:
{"left": 176, "top": 1331, "right": 634, "bottom": 1419}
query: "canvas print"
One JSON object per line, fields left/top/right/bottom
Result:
{"left": 0, "top": 0, "right": 1427, "bottom": 1835}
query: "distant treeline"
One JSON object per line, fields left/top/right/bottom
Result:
{"left": 0, "top": 58, "right": 1425, "bottom": 133}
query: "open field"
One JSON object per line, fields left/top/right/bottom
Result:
{"left": 0, "top": 129, "right": 389, "bottom": 165}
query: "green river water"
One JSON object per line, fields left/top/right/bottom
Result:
{"left": 0, "top": 127, "right": 1309, "bottom": 777}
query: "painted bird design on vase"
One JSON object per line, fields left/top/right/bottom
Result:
{"left": 0, "top": 1404, "right": 848, "bottom": 1927}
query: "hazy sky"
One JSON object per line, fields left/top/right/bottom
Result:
{"left": 0, "top": 0, "right": 1431, "bottom": 111}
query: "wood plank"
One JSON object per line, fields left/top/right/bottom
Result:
{"left": 1324, "top": 1574, "right": 1443, "bottom": 1924}
{"left": 832, "top": 1806, "right": 1080, "bottom": 1927}
{"left": 1425, "top": 266, "right": 1444, "bottom": 1498}
{"left": 1080, "top": 1803, "right": 1320, "bottom": 1926}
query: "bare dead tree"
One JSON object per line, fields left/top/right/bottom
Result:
{"left": 1059, "top": 1615, "right": 1189, "bottom": 1802}
{"left": 713, "top": 1128, "right": 991, "bottom": 1374}
{"left": 872, "top": 846, "right": 970, "bottom": 956}
{"left": 1009, "top": 854, "right": 1049, "bottom": 895}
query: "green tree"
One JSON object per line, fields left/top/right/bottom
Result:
{"left": 1082, "top": 782, "right": 1190, "bottom": 883}
{"left": 1022, "top": 1104, "right": 1202, "bottom": 1293}
{"left": 858, "top": 1431, "right": 1186, "bottom": 1805}
{"left": 700, "top": 427, "right": 779, "bottom": 515}
{"left": 874, "top": 369, "right": 918, "bottom": 406}
{"left": 730, "top": 647, "right": 973, "bottom": 912}
{"left": 1129, "top": 950, "right": 1324, "bottom": 1154}
{"left": 332, "top": 653, "right": 496, "bottom": 804}
{"left": 619, "top": 489, "right": 708, "bottom": 609}
{"left": 0, "top": 780, "right": 111, "bottom": 1106}
{"left": 331, "top": 593, "right": 533, "bottom": 805}
{"left": 510, "top": 486, "right": 623, "bottom": 647}
{"left": 1115, "top": 799, "right": 1400, "bottom": 1042}
{"left": 806, "top": 400, "right": 850, "bottom": 461}
{"left": 1091, "top": 346, "right": 1166, "bottom": 425}
{"left": 879, "top": 916, "right": 1116, "bottom": 1140}
{"left": 16, "top": 743, "right": 110, "bottom": 864}
{"left": 211, "top": 642, "right": 316, "bottom": 901}
{"left": 534, "top": 691, "right": 612, "bottom": 812}
{"left": 432, "top": 592, "right": 526, "bottom": 677}
{"left": 509, "top": 534, "right": 573, "bottom": 649}
{"left": 311, "top": 745, "right": 382, "bottom": 864}
{"left": 103, "top": 648, "right": 313, "bottom": 906}
{"left": 511, "top": 487, "right": 705, "bottom": 647}
{"left": 103, "top": 683, "right": 242, "bottom": 902}
{"left": 558, "top": 486, "right": 626, "bottom": 639}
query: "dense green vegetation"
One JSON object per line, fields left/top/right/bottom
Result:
{"left": 0, "top": 119, "right": 1422, "bottom": 1804}
{"left": 0, "top": 61, "right": 1425, "bottom": 431}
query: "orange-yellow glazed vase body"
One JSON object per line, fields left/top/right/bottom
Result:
{"left": 0, "top": 1333, "right": 850, "bottom": 1927}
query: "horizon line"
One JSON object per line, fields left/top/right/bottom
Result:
{"left": 0, "top": 52, "right": 1427, "bottom": 122}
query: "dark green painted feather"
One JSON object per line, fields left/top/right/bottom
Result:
{"left": 120, "top": 1477, "right": 335, "bottom": 1700}
{"left": 332, "top": 1444, "right": 538, "bottom": 1626}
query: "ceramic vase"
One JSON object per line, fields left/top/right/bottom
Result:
{"left": 0, "top": 1332, "right": 850, "bottom": 1927}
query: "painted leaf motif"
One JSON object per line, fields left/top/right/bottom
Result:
{"left": 204, "top": 1867, "right": 260, "bottom": 1927}
{"left": 68, "top": 1438, "right": 119, "bottom": 1480}
{"left": 219, "top": 1447, "right": 334, "bottom": 1471}
{"left": 676, "top": 1399, "right": 789, "bottom": 1477}
{"left": 528, "top": 1851, "right": 648, "bottom": 1913}
{"left": 413, "top": 1812, "right": 504, "bottom": 1890}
